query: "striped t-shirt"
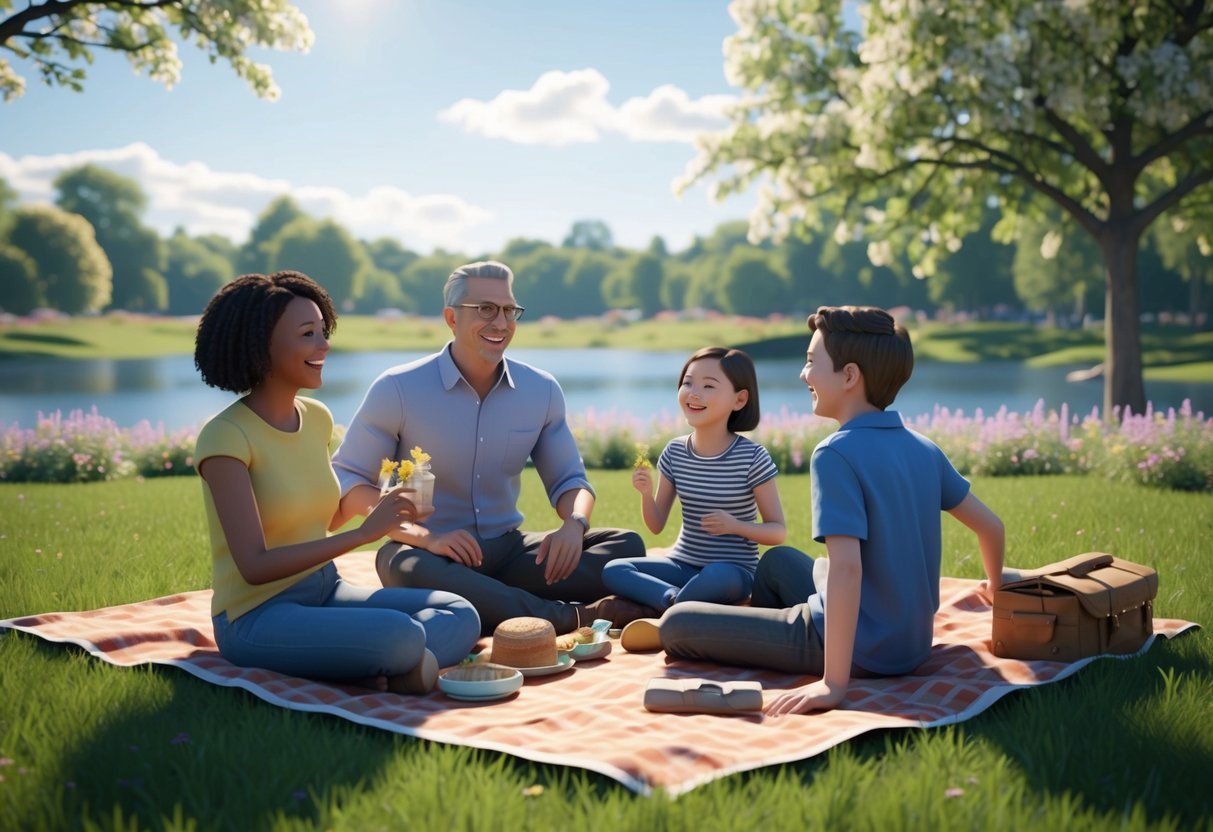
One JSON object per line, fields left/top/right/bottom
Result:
{"left": 659, "top": 434, "right": 779, "bottom": 571}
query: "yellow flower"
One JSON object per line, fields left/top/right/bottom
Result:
{"left": 379, "top": 458, "right": 398, "bottom": 479}
{"left": 410, "top": 446, "right": 431, "bottom": 465}
{"left": 397, "top": 460, "right": 415, "bottom": 481}
{"left": 633, "top": 443, "right": 652, "bottom": 469}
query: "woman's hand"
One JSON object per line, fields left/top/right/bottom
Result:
{"left": 361, "top": 485, "right": 420, "bottom": 540}
{"left": 631, "top": 467, "right": 653, "bottom": 495}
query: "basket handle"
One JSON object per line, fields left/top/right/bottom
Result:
{"left": 1017, "top": 552, "right": 1114, "bottom": 581}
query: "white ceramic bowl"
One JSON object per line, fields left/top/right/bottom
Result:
{"left": 568, "top": 640, "right": 612, "bottom": 661}
{"left": 438, "top": 665, "right": 524, "bottom": 700}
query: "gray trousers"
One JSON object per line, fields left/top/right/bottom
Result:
{"left": 378, "top": 527, "right": 645, "bottom": 636}
{"left": 661, "top": 545, "right": 830, "bottom": 675}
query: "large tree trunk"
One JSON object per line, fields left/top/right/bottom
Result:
{"left": 1101, "top": 232, "right": 1147, "bottom": 417}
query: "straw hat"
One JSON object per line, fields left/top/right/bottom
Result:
{"left": 490, "top": 617, "right": 558, "bottom": 668}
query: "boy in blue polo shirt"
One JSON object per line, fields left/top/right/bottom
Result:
{"left": 660, "top": 305, "right": 1006, "bottom": 715}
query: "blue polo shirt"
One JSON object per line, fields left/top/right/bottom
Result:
{"left": 332, "top": 343, "right": 592, "bottom": 538}
{"left": 807, "top": 410, "right": 970, "bottom": 675}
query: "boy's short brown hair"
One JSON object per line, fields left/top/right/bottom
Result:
{"left": 806, "top": 305, "right": 913, "bottom": 410}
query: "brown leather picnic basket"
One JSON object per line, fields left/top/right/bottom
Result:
{"left": 991, "top": 552, "right": 1158, "bottom": 662}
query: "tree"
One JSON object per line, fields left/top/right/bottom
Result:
{"left": 163, "top": 229, "right": 232, "bottom": 315}
{"left": 511, "top": 247, "right": 578, "bottom": 317}
{"left": 562, "top": 220, "right": 615, "bottom": 252}
{"left": 717, "top": 247, "right": 789, "bottom": 317}
{"left": 7, "top": 204, "right": 111, "bottom": 313}
{"left": 1151, "top": 215, "right": 1213, "bottom": 327}
{"left": 0, "top": 0, "right": 312, "bottom": 101}
{"left": 680, "top": 0, "right": 1213, "bottom": 415}
{"left": 402, "top": 253, "right": 465, "bottom": 317}
{"left": 268, "top": 217, "right": 371, "bottom": 312}
{"left": 0, "top": 243, "right": 41, "bottom": 314}
{"left": 364, "top": 237, "right": 419, "bottom": 279}
{"left": 602, "top": 252, "right": 664, "bottom": 316}
{"left": 239, "top": 195, "right": 306, "bottom": 275}
{"left": 929, "top": 209, "right": 1019, "bottom": 317}
{"left": 55, "top": 164, "right": 165, "bottom": 311}
{"left": 565, "top": 249, "right": 617, "bottom": 317}
{"left": 1012, "top": 216, "right": 1103, "bottom": 326}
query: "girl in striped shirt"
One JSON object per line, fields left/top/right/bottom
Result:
{"left": 602, "top": 347, "right": 787, "bottom": 610}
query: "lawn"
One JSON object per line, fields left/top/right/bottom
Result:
{"left": 0, "top": 471, "right": 1209, "bottom": 830}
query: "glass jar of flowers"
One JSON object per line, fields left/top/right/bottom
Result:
{"left": 378, "top": 446, "right": 435, "bottom": 513}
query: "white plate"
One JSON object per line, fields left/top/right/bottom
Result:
{"left": 516, "top": 654, "right": 576, "bottom": 677}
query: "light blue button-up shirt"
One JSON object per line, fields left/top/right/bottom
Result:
{"left": 332, "top": 343, "right": 593, "bottom": 538}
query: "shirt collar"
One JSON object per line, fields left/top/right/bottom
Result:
{"left": 839, "top": 410, "right": 904, "bottom": 431}
{"left": 437, "top": 342, "right": 516, "bottom": 393}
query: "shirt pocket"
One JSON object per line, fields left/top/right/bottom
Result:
{"left": 502, "top": 428, "right": 540, "bottom": 474}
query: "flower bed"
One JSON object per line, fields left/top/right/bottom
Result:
{"left": 3, "top": 401, "right": 1211, "bottom": 491}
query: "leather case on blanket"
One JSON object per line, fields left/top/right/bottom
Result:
{"left": 643, "top": 678, "right": 764, "bottom": 714}
{"left": 992, "top": 552, "right": 1158, "bottom": 662}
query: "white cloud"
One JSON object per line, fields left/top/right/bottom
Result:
{"left": 0, "top": 143, "right": 494, "bottom": 251}
{"left": 437, "top": 69, "right": 735, "bottom": 146}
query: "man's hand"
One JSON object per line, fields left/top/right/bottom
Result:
{"left": 765, "top": 679, "right": 849, "bottom": 717}
{"left": 426, "top": 529, "right": 483, "bottom": 568}
{"left": 535, "top": 521, "right": 583, "bottom": 584}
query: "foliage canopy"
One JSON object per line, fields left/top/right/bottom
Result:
{"left": 680, "top": 0, "right": 1213, "bottom": 414}
{"left": 0, "top": 0, "right": 313, "bottom": 101}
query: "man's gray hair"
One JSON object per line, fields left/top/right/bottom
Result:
{"left": 443, "top": 261, "right": 514, "bottom": 308}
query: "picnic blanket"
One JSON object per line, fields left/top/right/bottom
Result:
{"left": 1, "top": 552, "right": 1198, "bottom": 796}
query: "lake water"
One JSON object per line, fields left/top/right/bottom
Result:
{"left": 2, "top": 348, "right": 1210, "bottom": 431}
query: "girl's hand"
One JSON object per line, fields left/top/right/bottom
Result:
{"left": 700, "top": 510, "right": 736, "bottom": 536}
{"left": 362, "top": 485, "right": 419, "bottom": 539}
{"left": 632, "top": 467, "right": 653, "bottom": 495}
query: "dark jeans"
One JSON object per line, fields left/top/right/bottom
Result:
{"left": 378, "top": 527, "right": 645, "bottom": 635}
{"left": 661, "top": 546, "right": 882, "bottom": 678}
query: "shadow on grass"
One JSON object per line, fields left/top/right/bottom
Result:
{"left": 738, "top": 633, "right": 1210, "bottom": 826}
{"left": 53, "top": 672, "right": 405, "bottom": 828}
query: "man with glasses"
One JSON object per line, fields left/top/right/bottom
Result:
{"left": 333, "top": 260, "right": 653, "bottom": 636}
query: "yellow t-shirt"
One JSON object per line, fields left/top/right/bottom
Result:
{"left": 195, "top": 396, "right": 339, "bottom": 620}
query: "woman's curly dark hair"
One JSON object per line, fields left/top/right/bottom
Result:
{"left": 194, "top": 271, "right": 337, "bottom": 394}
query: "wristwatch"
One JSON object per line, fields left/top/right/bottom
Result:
{"left": 568, "top": 512, "right": 590, "bottom": 534}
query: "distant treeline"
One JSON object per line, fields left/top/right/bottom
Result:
{"left": 0, "top": 164, "right": 1208, "bottom": 325}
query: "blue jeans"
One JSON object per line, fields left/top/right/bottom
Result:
{"left": 212, "top": 562, "right": 480, "bottom": 678}
{"left": 601, "top": 556, "right": 754, "bottom": 610}
{"left": 660, "top": 545, "right": 827, "bottom": 674}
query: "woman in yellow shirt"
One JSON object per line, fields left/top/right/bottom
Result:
{"left": 194, "top": 271, "right": 479, "bottom": 693}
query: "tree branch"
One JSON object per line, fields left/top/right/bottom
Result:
{"left": 1037, "top": 100, "right": 1112, "bottom": 184}
{"left": 1134, "top": 168, "right": 1213, "bottom": 236}
{"left": 0, "top": 0, "right": 182, "bottom": 46}
{"left": 1134, "top": 110, "right": 1213, "bottom": 168}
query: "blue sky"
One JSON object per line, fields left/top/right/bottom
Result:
{"left": 3, "top": 1, "right": 756, "bottom": 256}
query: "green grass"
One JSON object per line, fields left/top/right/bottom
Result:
{"left": 1, "top": 473, "right": 1210, "bottom": 830}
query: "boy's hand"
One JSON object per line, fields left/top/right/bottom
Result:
{"left": 631, "top": 467, "right": 653, "bottom": 495}
{"left": 975, "top": 580, "right": 995, "bottom": 606}
{"left": 765, "top": 679, "right": 849, "bottom": 716}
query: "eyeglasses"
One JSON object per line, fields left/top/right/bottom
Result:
{"left": 457, "top": 302, "right": 526, "bottom": 322}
